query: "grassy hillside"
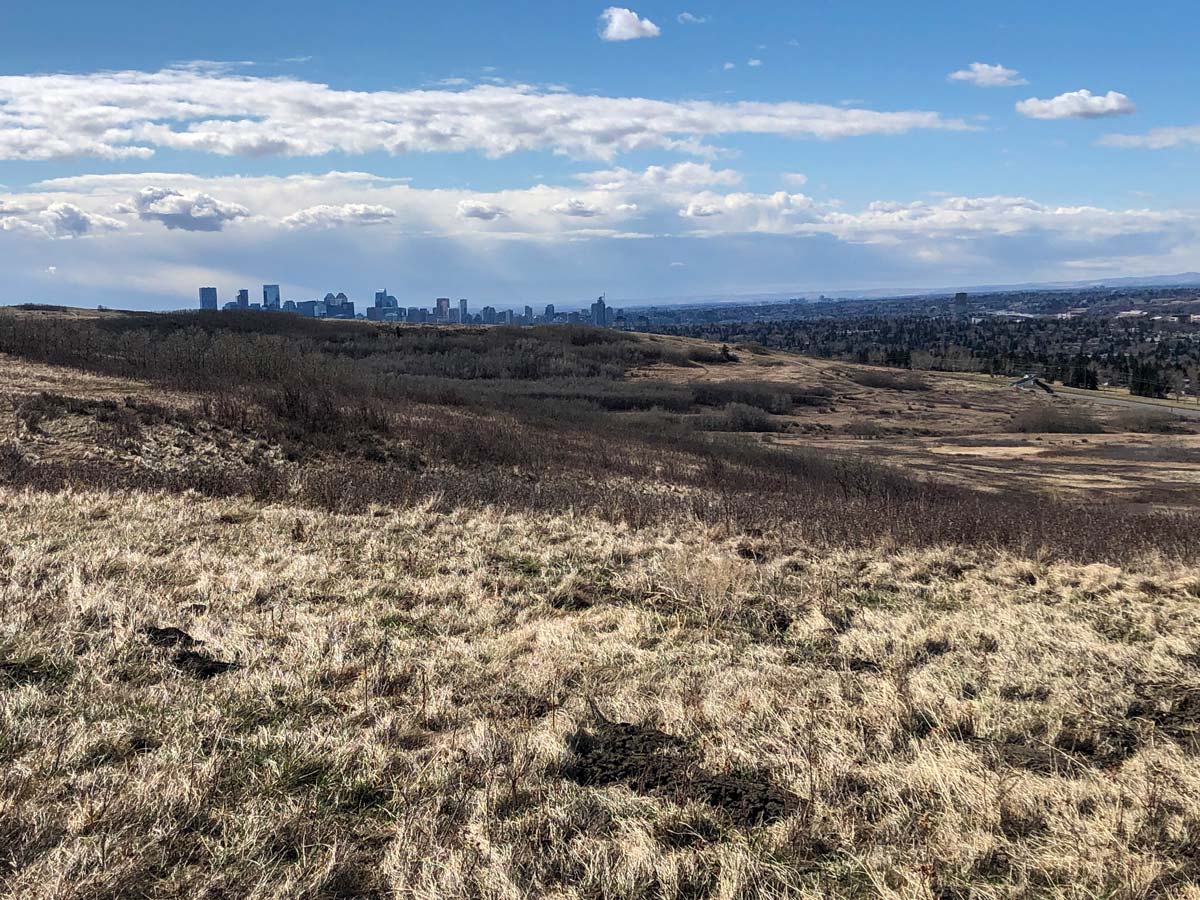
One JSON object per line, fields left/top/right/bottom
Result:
{"left": 3, "top": 310, "right": 1200, "bottom": 898}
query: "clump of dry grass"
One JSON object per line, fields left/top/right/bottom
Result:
{"left": 4, "top": 487, "right": 1200, "bottom": 898}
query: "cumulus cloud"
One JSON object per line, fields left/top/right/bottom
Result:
{"left": 1016, "top": 89, "right": 1135, "bottom": 120}
{"left": 132, "top": 186, "right": 249, "bottom": 231}
{"left": 782, "top": 172, "right": 808, "bottom": 186}
{"left": 1099, "top": 125, "right": 1200, "bottom": 149}
{"left": 677, "top": 12, "right": 708, "bottom": 24}
{"left": 747, "top": 58, "right": 763, "bottom": 67}
{"left": 281, "top": 203, "right": 396, "bottom": 229}
{"left": 39, "top": 203, "right": 124, "bottom": 238}
{"left": 599, "top": 7, "right": 661, "bottom": 40}
{"left": 948, "top": 63, "right": 1028, "bottom": 88}
{"left": 456, "top": 199, "right": 507, "bottom": 220}
{"left": 0, "top": 68, "right": 970, "bottom": 162}
{"left": 578, "top": 162, "right": 742, "bottom": 190}
{"left": 723, "top": 62, "right": 735, "bottom": 71}
{"left": 3, "top": 168, "right": 1197, "bottom": 308}
{"left": 552, "top": 198, "right": 603, "bottom": 217}
{"left": 7, "top": 167, "right": 1184, "bottom": 259}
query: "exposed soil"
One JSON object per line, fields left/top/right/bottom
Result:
{"left": 563, "top": 716, "right": 800, "bottom": 827}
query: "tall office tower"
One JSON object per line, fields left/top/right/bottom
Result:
{"left": 590, "top": 294, "right": 607, "bottom": 327}
{"left": 481, "top": 306, "right": 497, "bottom": 325}
{"left": 524, "top": 305, "right": 534, "bottom": 323}
{"left": 436, "top": 297, "right": 451, "bottom": 321}
{"left": 199, "top": 287, "right": 218, "bottom": 310}
{"left": 263, "top": 284, "right": 281, "bottom": 309}
{"left": 458, "top": 298, "right": 468, "bottom": 323}
{"left": 544, "top": 303, "right": 555, "bottom": 321}
{"left": 407, "top": 307, "right": 421, "bottom": 323}
{"left": 236, "top": 289, "right": 249, "bottom": 308}
{"left": 374, "top": 289, "right": 387, "bottom": 307}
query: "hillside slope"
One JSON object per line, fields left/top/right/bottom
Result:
{"left": 3, "top": 311, "right": 1200, "bottom": 897}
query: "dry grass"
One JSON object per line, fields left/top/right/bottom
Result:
{"left": 4, "top": 488, "right": 1200, "bottom": 898}
{"left": 4, "top": 316, "right": 1200, "bottom": 897}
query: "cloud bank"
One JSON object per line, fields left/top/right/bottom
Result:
{"left": 0, "top": 68, "right": 971, "bottom": 163}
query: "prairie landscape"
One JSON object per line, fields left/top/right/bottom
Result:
{"left": 4, "top": 308, "right": 1200, "bottom": 899}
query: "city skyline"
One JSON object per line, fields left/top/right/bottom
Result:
{"left": 197, "top": 283, "right": 626, "bottom": 327}
{"left": 1, "top": 1, "right": 1199, "bottom": 309}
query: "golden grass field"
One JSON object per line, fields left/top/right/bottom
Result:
{"left": 4, "top": 333, "right": 1200, "bottom": 898}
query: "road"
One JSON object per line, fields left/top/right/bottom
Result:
{"left": 1056, "top": 386, "right": 1200, "bottom": 420}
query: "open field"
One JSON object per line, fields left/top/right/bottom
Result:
{"left": 4, "top": 310, "right": 1200, "bottom": 898}
{"left": 6, "top": 489, "right": 1200, "bottom": 899}
{"left": 634, "top": 342, "right": 1200, "bottom": 512}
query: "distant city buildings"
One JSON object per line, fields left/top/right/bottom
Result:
{"left": 590, "top": 295, "right": 607, "bottom": 328}
{"left": 196, "top": 283, "right": 634, "bottom": 329}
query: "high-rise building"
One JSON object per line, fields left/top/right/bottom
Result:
{"left": 436, "top": 297, "right": 451, "bottom": 321}
{"left": 481, "top": 306, "right": 497, "bottom": 325}
{"left": 544, "top": 303, "right": 555, "bottom": 321}
{"left": 407, "top": 307, "right": 422, "bottom": 323}
{"left": 199, "top": 287, "right": 218, "bottom": 310}
{"left": 590, "top": 294, "right": 608, "bottom": 327}
{"left": 263, "top": 284, "right": 281, "bottom": 309}
{"left": 524, "top": 305, "right": 534, "bottom": 323}
{"left": 459, "top": 298, "right": 468, "bottom": 323}
{"left": 236, "top": 289, "right": 249, "bottom": 309}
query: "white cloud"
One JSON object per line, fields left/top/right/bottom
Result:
{"left": 38, "top": 203, "right": 124, "bottom": 238}
{"left": 280, "top": 203, "right": 396, "bottom": 229}
{"left": 1099, "top": 125, "right": 1200, "bottom": 149}
{"left": 9, "top": 168, "right": 1184, "bottom": 263}
{"left": 723, "top": 62, "right": 735, "bottom": 71}
{"left": 677, "top": 12, "right": 708, "bottom": 24}
{"left": 599, "top": 7, "right": 661, "bottom": 41}
{"left": 747, "top": 58, "right": 763, "bottom": 67}
{"left": 948, "top": 63, "right": 1028, "bottom": 88}
{"left": 680, "top": 200, "right": 723, "bottom": 217}
{"left": 782, "top": 172, "right": 808, "bottom": 186}
{"left": 456, "top": 199, "right": 507, "bottom": 220}
{"left": 132, "top": 186, "right": 249, "bottom": 231}
{"left": 552, "top": 198, "right": 604, "bottom": 217}
{"left": 3, "top": 168, "right": 1197, "bottom": 307}
{"left": 578, "top": 162, "right": 742, "bottom": 190}
{"left": 1016, "top": 89, "right": 1136, "bottom": 120}
{"left": 0, "top": 68, "right": 971, "bottom": 163}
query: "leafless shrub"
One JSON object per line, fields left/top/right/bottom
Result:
{"left": 1011, "top": 405, "right": 1104, "bottom": 434}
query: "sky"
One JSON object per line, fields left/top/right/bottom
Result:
{"left": 1, "top": 0, "right": 1198, "bottom": 310}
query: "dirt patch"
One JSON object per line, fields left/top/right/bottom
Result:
{"left": 143, "top": 626, "right": 203, "bottom": 648}
{"left": 1127, "top": 683, "right": 1200, "bottom": 748}
{"left": 171, "top": 650, "right": 238, "bottom": 680}
{"left": 562, "top": 715, "right": 800, "bottom": 827}
{"left": 0, "top": 656, "right": 70, "bottom": 688}
{"left": 987, "top": 721, "right": 1140, "bottom": 774}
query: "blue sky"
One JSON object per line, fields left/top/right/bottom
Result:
{"left": 1, "top": 0, "right": 1197, "bottom": 309}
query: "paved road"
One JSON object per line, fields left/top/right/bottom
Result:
{"left": 1057, "top": 386, "right": 1200, "bottom": 420}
